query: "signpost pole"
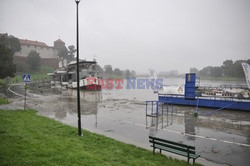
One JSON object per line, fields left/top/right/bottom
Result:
{"left": 22, "top": 74, "right": 30, "bottom": 110}
{"left": 24, "top": 82, "right": 27, "bottom": 110}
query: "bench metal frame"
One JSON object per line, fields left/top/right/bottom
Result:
{"left": 149, "top": 136, "right": 200, "bottom": 164}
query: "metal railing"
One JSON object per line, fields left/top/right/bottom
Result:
{"left": 146, "top": 100, "right": 174, "bottom": 117}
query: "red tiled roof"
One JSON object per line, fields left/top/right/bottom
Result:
{"left": 19, "top": 39, "right": 49, "bottom": 48}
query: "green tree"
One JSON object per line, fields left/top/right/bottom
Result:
{"left": 27, "top": 51, "right": 41, "bottom": 71}
{"left": 68, "top": 45, "right": 76, "bottom": 61}
{"left": 8, "top": 36, "right": 21, "bottom": 52}
{"left": 0, "top": 34, "right": 8, "bottom": 46}
{"left": 0, "top": 34, "right": 21, "bottom": 52}
{"left": 246, "top": 59, "right": 250, "bottom": 65}
{"left": 232, "top": 60, "right": 245, "bottom": 78}
{"left": 0, "top": 34, "right": 20, "bottom": 79}
{"left": 189, "top": 68, "right": 198, "bottom": 73}
{"left": 0, "top": 45, "right": 16, "bottom": 79}
{"left": 113, "top": 68, "right": 123, "bottom": 76}
{"left": 198, "top": 66, "right": 212, "bottom": 77}
{"left": 221, "top": 60, "right": 234, "bottom": 77}
{"left": 57, "top": 47, "right": 68, "bottom": 60}
{"left": 210, "top": 67, "right": 222, "bottom": 77}
{"left": 104, "top": 65, "right": 113, "bottom": 75}
{"left": 125, "top": 69, "right": 131, "bottom": 77}
{"left": 131, "top": 70, "right": 136, "bottom": 77}
{"left": 96, "top": 65, "right": 104, "bottom": 76}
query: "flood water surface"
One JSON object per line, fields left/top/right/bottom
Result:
{"left": 3, "top": 78, "right": 250, "bottom": 166}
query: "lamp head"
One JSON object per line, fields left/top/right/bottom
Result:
{"left": 75, "top": 0, "right": 81, "bottom": 4}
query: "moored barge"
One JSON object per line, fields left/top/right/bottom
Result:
{"left": 158, "top": 73, "right": 250, "bottom": 111}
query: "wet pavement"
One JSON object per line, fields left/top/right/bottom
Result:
{"left": 1, "top": 82, "right": 250, "bottom": 166}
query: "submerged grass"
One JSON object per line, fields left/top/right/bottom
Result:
{"left": 0, "top": 110, "right": 197, "bottom": 166}
{"left": 0, "top": 97, "right": 9, "bottom": 105}
{"left": 11, "top": 65, "right": 55, "bottom": 83}
{"left": 0, "top": 79, "right": 4, "bottom": 86}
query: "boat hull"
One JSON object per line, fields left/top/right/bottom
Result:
{"left": 83, "top": 84, "right": 102, "bottom": 90}
{"left": 69, "top": 77, "right": 102, "bottom": 90}
{"left": 158, "top": 95, "right": 250, "bottom": 111}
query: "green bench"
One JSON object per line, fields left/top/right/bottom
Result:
{"left": 149, "top": 136, "right": 200, "bottom": 164}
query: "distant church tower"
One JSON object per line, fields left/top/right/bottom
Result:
{"left": 54, "top": 39, "right": 65, "bottom": 50}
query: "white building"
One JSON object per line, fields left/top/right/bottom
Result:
{"left": 15, "top": 39, "right": 66, "bottom": 58}
{"left": 14, "top": 38, "right": 65, "bottom": 67}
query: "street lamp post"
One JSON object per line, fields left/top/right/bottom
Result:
{"left": 75, "top": 0, "right": 82, "bottom": 136}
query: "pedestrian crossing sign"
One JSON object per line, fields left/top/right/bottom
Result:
{"left": 23, "top": 74, "right": 30, "bottom": 82}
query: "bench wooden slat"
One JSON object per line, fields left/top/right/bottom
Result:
{"left": 153, "top": 145, "right": 200, "bottom": 159}
{"left": 149, "top": 136, "right": 195, "bottom": 150}
{"left": 149, "top": 139, "right": 196, "bottom": 154}
{"left": 150, "top": 140, "right": 190, "bottom": 153}
{"left": 153, "top": 145, "right": 188, "bottom": 157}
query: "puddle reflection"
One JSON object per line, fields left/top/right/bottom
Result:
{"left": 54, "top": 90, "right": 103, "bottom": 120}
{"left": 184, "top": 112, "right": 196, "bottom": 141}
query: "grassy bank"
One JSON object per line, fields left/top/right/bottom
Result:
{"left": 0, "top": 110, "right": 196, "bottom": 166}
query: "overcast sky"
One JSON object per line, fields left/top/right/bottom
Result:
{"left": 1, "top": 0, "right": 250, "bottom": 73}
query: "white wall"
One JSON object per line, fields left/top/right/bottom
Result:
{"left": 15, "top": 45, "right": 58, "bottom": 59}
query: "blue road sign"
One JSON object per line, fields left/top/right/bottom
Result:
{"left": 22, "top": 74, "right": 30, "bottom": 82}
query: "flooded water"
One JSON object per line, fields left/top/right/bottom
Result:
{"left": 2, "top": 78, "right": 250, "bottom": 166}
